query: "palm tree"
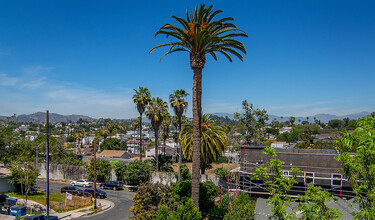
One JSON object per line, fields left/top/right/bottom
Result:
{"left": 180, "top": 114, "right": 228, "bottom": 174}
{"left": 169, "top": 89, "right": 189, "bottom": 181}
{"left": 151, "top": 155, "right": 174, "bottom": 172}
{"left": 132, "top": 87, "right": 151, "bottom": 160}
{"left": 160, "top": 112, "right": 171, "bottom": 156}
{"left": 100, "top": 127, "right": 110, "bottom": 140}
{"left": 146, "top": 97, "right": 168, "bottom": 171}
{"left": 150, "top": 4, "right": 247, "bottom": 207}
{"left": 290, "top": 116, "right": 295, "bottom": 127}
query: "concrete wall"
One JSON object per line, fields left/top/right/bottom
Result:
{"left": 37, "top": 163, "right": 87, "bottom": 181}
{"left": 0, "top": 176, "right": 16, "bottom": 193}
{"left": 151, "top": 172, "right": 222, "bottom": 187}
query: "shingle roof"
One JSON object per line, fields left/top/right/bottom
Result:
{"left": 96, "top": 150, "right": 127, "bottom": 158}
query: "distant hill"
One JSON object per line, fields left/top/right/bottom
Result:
{"left": 212, "top": 111, "right": 372, "bottom": 123}
{"left": 0, "top": 112, "right": 94, "bottom": 123}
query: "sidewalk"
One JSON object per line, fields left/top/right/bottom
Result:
{"left": 2, "top": 198, "right": 115, "bottom": 219}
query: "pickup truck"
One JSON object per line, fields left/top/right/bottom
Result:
{"left": 70, "top": 179, "right": 93, "bottom": 188}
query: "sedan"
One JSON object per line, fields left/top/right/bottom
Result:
{"left": 100, "top": 181, "right": 123, "bottom": 190}
{"left": 84, "top": 188, "right": 107, "bottom": 199}
{"left": 60, "top": 186, "right": 84, "bottom": 196}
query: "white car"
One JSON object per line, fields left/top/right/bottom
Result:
{"left": 70, "top": 179, "right": 93, "bottom": 187}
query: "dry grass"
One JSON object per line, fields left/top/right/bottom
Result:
{"left": 172, "top": 162, "right": 239, "bottom": 175}
{"left": 7, "top": 192, "right": 92, "bottom": 213}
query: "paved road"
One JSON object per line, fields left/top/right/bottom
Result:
{"left": 37, "top": 180, "right": 135, "bottom": 219}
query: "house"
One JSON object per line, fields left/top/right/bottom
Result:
{"left": 239, "top": 146, "right": 353, "bottom": 198}
{"left": 96, "top": 150, "right": 132, "bottom": 160}
{"left": 127, "top": 140, "right": 151, "bottom": 154}
{"left": 145, "top": 145, "right": 175, "bottom": 158}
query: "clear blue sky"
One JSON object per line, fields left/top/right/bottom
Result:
{"left": 0, "top": 0, "right": 374, "bottom": 119}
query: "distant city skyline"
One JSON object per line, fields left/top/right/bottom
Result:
{"left": 0, "top": 1, "right": 374, "bottom": 118}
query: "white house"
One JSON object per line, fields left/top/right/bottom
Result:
{"left": 145, "top": 145, "right": 175, "bottom": 158}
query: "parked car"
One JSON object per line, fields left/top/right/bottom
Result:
{"left": 23, "top": 214, "right": 58, "bottom": 220}
{"left": 84, "top": 188, "right": 107, "bottom": 199}
{"left": 100, "top": 181, "right": 123, "bottom": 190}
{"left": 60, "top": 186, "right": 84, "bottom": 196}
{"left": 127, "top": 186, "right": 138, "bottom": 192}
{"left": 70, "top": 179, "right": 93, "bottom": 187}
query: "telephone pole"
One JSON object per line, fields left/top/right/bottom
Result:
{"left": 94, "top": 139, "right": 97, "bottom": 209}
{"left": 46, "top": 110, "right": 50, "bottom": 217}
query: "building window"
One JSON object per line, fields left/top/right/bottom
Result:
{"left": 256, "top": 160, "right": 264, "bottom": 165}
{"left": 332, "top": 174, "right": 342, "bottom": 186}
{"left": 304, "top": 172, "right": 314, "bottom": 184}
{"left": 283, "top": 170, "right": 289, "bottom": 176}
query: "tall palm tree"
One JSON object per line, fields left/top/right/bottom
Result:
{"left": 150, "top": 4, "right": 247, "bottom": 207}
{"left": 160, "top": 112, "right": 171, "bottom": 156}
{"left": 146, "top": 97, "right": 168, "bottom": 171}
{"left": 290, "top": 116, "right": 295, "bottom": 127}
{"left": 132, "top": 87, "right": 151, "bottom": 160}
{"left": 180, "top": 114, "right": 227, "bottom": 174}
{"left": 169, "top": 89, "right": 189, "bottom": 181}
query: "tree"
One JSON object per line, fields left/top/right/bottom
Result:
{"left": 328, "top": 119, "right": 345, "bottom": 129}
{"left": 114, "top": 162, "right": 127, "bottom": 183}
{"left": 253, "top": 147, "right": 301, "bottom": 220}
{"left": 234, "top": 100, "right": 269, "bottom": 145}
{"left": 169, "top": 89, "right": 189, "bottom": 181}
{"left": 298, "top": 185, "right": 341, "bottom": 220}
{"left": 150, "top": 4, "right": 247, "bottom": 207}
{"left": 146, "top": 97, "right": 168, "bottom": 171}
{"left": 335, "top": 116, "right": 375, "bottom": 219}
{"left": 151, "top": 155, "right": 174, "bottom": 172}
{"left": 133, "top": 86, "right": 151, "bottom": 161}
{"left": 124, "top": 160, "right": 151, "bottom": 186}
{"left": 180, "top": 114, "right": 228, "bottom": 174}
{"left": 223, "top": 193, "right": 255, "bottom": 220}
{"left": 289, "top": 116, "right": 295, "bottom": 127}
{"left": 100, "top": 138, "right": 127, "bottom": 151}
{"left": 86, "top": 159, "right": 111, "bottom": 183}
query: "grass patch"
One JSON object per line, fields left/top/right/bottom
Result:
{"left": 6, "top": 191, "right": 93, "bottom": 213}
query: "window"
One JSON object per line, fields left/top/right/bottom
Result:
{"left": 257, "top": 160, "right": 264, "bottom": 165}
{"left": 283, "top": 170, "right": 289, "bottom": 176}
{"left": 332, "top": 174, "right": 342, "bottom": 186}
{"left": 304, "top": 172, "right": 314, "bottom": 184}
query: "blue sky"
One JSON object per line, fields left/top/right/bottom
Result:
{"left": 0, "top": 0, "right": 374, "bottom": 119}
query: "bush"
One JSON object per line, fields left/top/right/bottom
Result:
{"left": 175, "top": 164, "right": 191, "bottom": 181}
{"left": 100, "top": 138, "right": 127, "bottom": 151}
{"left": 155, "top": 199, "right": 202, "bottom": 220}
{"left": 114, "top": 162, "right": 127, "bottom": 183}
{"left": 124, "top": 160, "right": 151, "bottom": 186}
{"left": 214, "top": 167, "right": 233, "bottom": 181}
{"left": 130, "top": 183, "right": 177, "bottom": 220}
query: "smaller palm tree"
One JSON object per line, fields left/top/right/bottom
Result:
{"left": 151, "top": 155, "right": 174, "bottom": 172}
{"left": 180, "top": 114, "right": 228, "bottom": 174}
{"left": 146, "top": 97, "right": 168, "bottom": 171}
{"left": 133, "top": 87, "right": 151, "bottom": 160}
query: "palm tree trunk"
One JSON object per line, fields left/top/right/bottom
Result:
{"left": 178, "top": 116, "right": 182, "bottom": 181}
{"left": 163, "top": 138, "right": 166, "bottom": 156}
{"left": 191, "top": 67, "right": 202, "bottom": 208}
{"left": 139, "top": 114, "right": 143, "bottom": 161}
{"left": 155, "top": 128, "right": 159, "bottom": 171}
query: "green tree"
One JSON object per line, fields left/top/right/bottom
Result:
{"left": 146, "top": 97, "right": 168, "bottom": 171}
{"left": 298, "top": 185, "right": 341, "bottom": 220}
{"left": 335, "top": 116, "right": 375, "bottom": 219}
{"left": 150, "top": 4, "right": 248, "bottom": 207}
{"left": 253, "top": 147, "right": 301, "bottom": 220}
{"left": 130, "top": 183, "right": 177, "bottom": 220}
{"left": 328, "top": 119, "right": 345, "bottom": 129}
{"left": 234, "top": 100, "right": 269, "bottom": 145}
{"left": 214, "top": 167, "right": 234, "bottom": 181}
{"left": 289, "top": 116, "right": 295, "bottom": 127}
{"left": 180, "top": 114, "right": 228, "bottom": 174}
{"left": 169, "top": 89, "right": 189, "bottom": 181}
{"left": 100, "top": 137, "right": 127, "bottom": 151}
{"left": 151, "top": 155, "right": 174, "bottom": 172}
{"left": 133, "top": 86, "right": 151, "bottom": 161}
{"left": 223, "top": 193, "right": 255, "bottom": 220}
{"left": 114, "top": 162, "right": 127, "bottom": 183}
{"left": 124, "top": 160, "right": 151, "bottom": 186}
{"left": 175, "top": 164, "right": 191, "bottom": 181}
{"left": 86, "top": 159, "right": 111, "bottom": 183}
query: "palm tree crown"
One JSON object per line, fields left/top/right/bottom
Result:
{"left": 150, "top": 4, "right": 248, "bottom": 66}
{"left": 169, "top": 89, "right": 189, "bottom": 118}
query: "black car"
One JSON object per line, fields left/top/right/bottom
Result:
{"left": 23, "top": 214, "right": 58, "bottom": 220}
{"left": 100, "top": 181, "right": 123, "bottom": 190}
{"left": 60, "top": 186, "right": 84, "bottom": 196}
{"left": 84, "top": 188, "right": 107, "bottom": 199}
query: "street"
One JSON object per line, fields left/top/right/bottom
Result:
{"left": 37, "top": 180, "right": 135, "bottom": 219}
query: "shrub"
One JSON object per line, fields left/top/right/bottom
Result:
{"left": 124, "top": 160, "right": 151, "bottom": 186}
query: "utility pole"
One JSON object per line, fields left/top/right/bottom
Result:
{"left": 46, "top": 110, "right": 50, "bottom": 217}
{"left": 93, "top": 139, "right": 97, "bottom": 209}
